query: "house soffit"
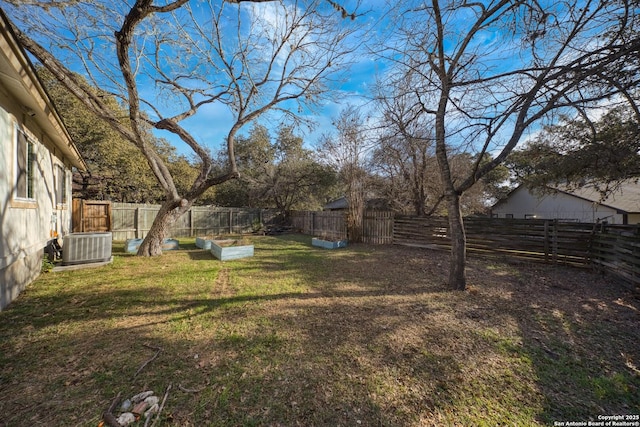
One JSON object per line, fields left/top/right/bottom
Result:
{"left": 0, "top": 10, "right": 86, "bottom": 171}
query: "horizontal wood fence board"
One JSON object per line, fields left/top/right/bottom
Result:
{"left": 374, "top": 215, "right": 639, "bottom": 286}
{"left": 591, "top": 259, "right": 639, "bottom": 282}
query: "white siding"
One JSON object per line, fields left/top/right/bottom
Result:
{"left": 492, "top": 186, "right": 623, "bottom": 223}
{"left": 0, "top": 10, "right": 83, "bottom": 310}
{"left": 1, "top": 100, "right": 72, "bottom": 310}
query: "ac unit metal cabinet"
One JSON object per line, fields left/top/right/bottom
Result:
{"left": 62, "top": 232, "right": 112, "bottom": 265}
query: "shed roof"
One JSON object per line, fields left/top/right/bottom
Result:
{"left": 324, "top": 196, "right": 349, "bottom": 210}
{"left": 323, "top": 196, "right": 392, "bottom": 211}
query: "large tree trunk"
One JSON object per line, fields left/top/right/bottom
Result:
{"left": 137, "top": 198, "right": 192, "bottom": 256}
{"left": 347, "top": 184, "right": 364, "bottom": 243}
{"left": 447, "top": 192, "right": 466, "bottom": 290}
{"left": 413, "top": 189, "right": 426, "bottom": 216}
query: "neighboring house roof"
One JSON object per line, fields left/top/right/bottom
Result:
{"left": 493, "top": 181, "right": 640, "bottom": 214}
{"left": 565, "top": 181, "right": 640, "bottom": 213}
{"left": 0, "top": 9, "right": 86, "bottom": 171}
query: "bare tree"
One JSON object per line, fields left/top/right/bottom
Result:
{"left": 372, "top": 72, "right": 441, "bottom": 216}
{"left": 318, "top": 105, "right": 371, "bottom": 242}
{"left": 3, "top": 0, "right": 360, "bottom": 255}
{"left": 386, "top": 0, "right": 640, "bottom": 290}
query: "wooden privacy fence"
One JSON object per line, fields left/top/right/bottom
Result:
{"left": 109, "top": 202, "right": 279, "bottom": 240}
{"left": 395, "top": 216, "right": 640, "bottom": 286}
{"left": 394, "top": 216, "right": 597, "bottom": 265}
{"left": 72, "top": 199, "right": 112, "bottom": 232}
{"left": 290, "top": 211, "right": 347, "bottom": 241}
{"left": 290, "top": 210, "right": 394, "bottom": 244}
{"left": 590, "top": 224, "right": 640, "bottom": 285}
{"left": 362, "top": 211, "right": 395, "bottom": 244}
{"left": 293, "top": 211, "right": 640, "bottom": 286}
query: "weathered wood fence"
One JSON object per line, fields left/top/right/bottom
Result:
{"left": 393, "top": 216, "right": 598, "bottom": 265}
{"left": 110, "top": 203, "right": 279, "bottom": 240}
{"left": 291, "top": 211, "right": 640, "bottom": 286}
{"left": 394, "top": 216, "right": 640, "bottom": 286}
{"left": 290, "top": 211, "right": 394, "bottom": 244}
{"left": 590, "top": 224, "right": 640, "bottom": 285}
{"left": 72, "top": 199, "right": 112, "bottom": 232}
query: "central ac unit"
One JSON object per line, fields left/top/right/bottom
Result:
{"left": 62, "top": 232, "right": 112, "bottom": 265}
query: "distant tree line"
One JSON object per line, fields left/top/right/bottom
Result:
{"left": 211, "top": 124, "right": 340, "bottom": 211}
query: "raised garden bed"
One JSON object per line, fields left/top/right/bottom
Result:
{"left": 195, "top": 235, "right": 228, "bottom": 250}
{"left": 210, "top": 239, "right": 254, "bottom": 261}
{"left": 312, "top": 237, "right": 348, "bottom": 249}
{"left": 195, "top": 237, "right": 212, "bottom": 250}
{"left": 125, "top": 238, "right": 179, "bottom": 253}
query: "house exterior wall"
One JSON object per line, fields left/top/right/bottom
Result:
{"left": 627, "top": 214, "right": 640, "bottom": 224}
{"left": 492, "top": 186, "right": 624, "bottom": 224}
{"left": 0, "top": 89, "right": 72, "bottom": 310}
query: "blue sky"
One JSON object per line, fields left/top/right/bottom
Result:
{"left": 3, "top": 0, "right": 624, "bottom": 162}
{"left": 160, "top": 0, "right": 388, "bottom": 158}
{"left": 1, "top": 0, "right": 386, "bottom": 157}
{"left": 170, "top": 55, "right": 380, "bottom": 157}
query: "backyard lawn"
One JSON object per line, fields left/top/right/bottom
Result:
{"left": 0, "top": 234, "right": 638, "bottom": 426}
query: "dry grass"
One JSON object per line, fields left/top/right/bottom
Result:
{"left": 0, "top": 234, "right": 638, "bottom": 426}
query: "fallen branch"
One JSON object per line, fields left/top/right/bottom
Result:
{"left": 178, "top": 377, "right": 209, "bottom": 393}
{"left": 149, "top": 383, "right": 171, "bottom": 427}
{"left": 134, "top": 344, "right": 162, "bottom": 379}
{"left": 178, "top": 383, "right": 207, "bottom": 393}
{"left": 622, "top": 351, "right": 640, "bottom": 376}
{"left": 101, "top": 392, "right": 122, "bottom": 427}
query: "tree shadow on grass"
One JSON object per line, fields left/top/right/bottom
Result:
{"left": 459, "top": 258, "right": 640, "bottom": 424}
{"left": 0, "top": 236, "right": 459, "bottom": 426}
{"left": 509, "top": 268, "right": 640, "bottom": 423}
{"left": 1, "top": 235, "right": 638, "bottom": 426}
{"left": 0, "top": 289, "right": 458, "bottom": 424}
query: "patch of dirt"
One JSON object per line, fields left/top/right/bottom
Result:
{"left": 212, "top": 267, "right": 232, "bottom": 297}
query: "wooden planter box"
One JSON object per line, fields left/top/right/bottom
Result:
{"left": 312, "top": 238, "right": 348, "bottom": 249}
{"left": 125, "top": 238, "right": 179, "bottom": 253}
{"left": 210, "top": 240, "right": 254, "bottom": 261}
{"left": 195, "top": 237, "right": 213, "bottom": 250}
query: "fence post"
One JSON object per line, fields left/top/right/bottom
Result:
{"left": 552, "top": 219, "right": 558, "bottom": 263}
{"left": 135, "top": 207, "right": 141, "bottom": 239}
{"left": 189, "top": 208, "right": 194, "bottom": 237}
{"left": 544, "top": 220, "right": 549, "bottom": 262}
